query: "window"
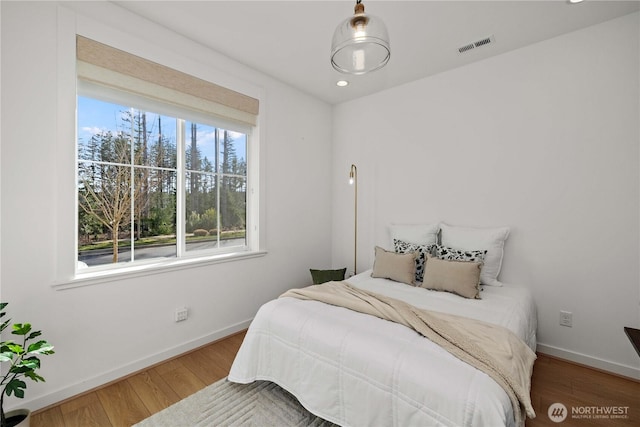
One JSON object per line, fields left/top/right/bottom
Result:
{"left": 75, "top": 36, "right": 259, "bottom": 275}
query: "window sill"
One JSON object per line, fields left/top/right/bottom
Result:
{"left": 53, "top": 250, "right": 267, "bottom": 290}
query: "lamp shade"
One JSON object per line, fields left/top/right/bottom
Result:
{"left": 331, "top": 2, "right": 390, "bottom": 75}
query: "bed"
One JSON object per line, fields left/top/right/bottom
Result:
{"left": 228, "top": 224, "right": 538, "bottom": 427}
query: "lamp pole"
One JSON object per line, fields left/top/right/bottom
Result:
{"left": 349, "top": 164, "right": 358, "bottom": 275}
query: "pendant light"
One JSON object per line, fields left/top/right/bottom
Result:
{"left": 330, "top": 0, "right": 390, "bottom": 75}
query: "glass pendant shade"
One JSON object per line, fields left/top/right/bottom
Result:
{"left": 331, "top": 2, "right": 390, "bottom": 75}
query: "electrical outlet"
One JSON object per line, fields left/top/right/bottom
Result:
{"left": 175, "top": 307, "right": 188, "bottom": 322}
{"left": 560, "top": 310, "right": 572, "bottom": 327}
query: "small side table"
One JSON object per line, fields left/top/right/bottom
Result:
{"left": 624, "top": 327, "right": 640, "bottom": 357}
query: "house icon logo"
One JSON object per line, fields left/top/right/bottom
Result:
{"left": 548, "top": 402, "right": 568, "bottom": 423}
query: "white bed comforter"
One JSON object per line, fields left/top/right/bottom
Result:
{"left": 228, "top": 271, "right": 537, "bottom": 427}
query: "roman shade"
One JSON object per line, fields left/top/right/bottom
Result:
{"left": 76, "top": 35, "right": 259, "bottom": 126}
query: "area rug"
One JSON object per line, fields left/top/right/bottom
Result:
{"left": 134, "top": 378, "right": 337, "bottom": 426}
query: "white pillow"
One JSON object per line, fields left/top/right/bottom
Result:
{"left": 440, "top": 223, "right": 510, "bottom": 286}
{"left": 389, "top": 223, "right": 440, "bottom": 247}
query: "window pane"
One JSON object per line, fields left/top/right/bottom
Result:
{"left": 218, "top": 129, "right": 247, "bottom": 249}
{"left": 218, "top": 130, "right": 247, "bottom": 176}
{"left": 134, "top": 112, "right": 177, "bottom": 169}
{"left": 134, "top": 168, "right": 177, "bottom": 261}
{"left": 186, "top": 122, "right": 217, "bottom": 173}
{"left": 220, "top": 175, "right": 247, "bottom": 248}
{"left": 78, "top": 96, "right": 132, "bottom": 164}
{"left": 185, "top": 171, "right": 218, "bottom": 253}
{"left": 78, "top": 164, "right": 133, "bottom": 266}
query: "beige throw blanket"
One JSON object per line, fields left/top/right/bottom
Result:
{"left": 281, "top": 281, "right": 536, "bottom": 426}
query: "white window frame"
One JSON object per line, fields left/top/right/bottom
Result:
{"left": 54, "top": 7, "right": 265, "bottom": 289}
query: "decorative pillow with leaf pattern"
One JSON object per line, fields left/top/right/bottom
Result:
{"left": 434, "top": 244, "right": 487, "bottom": 263}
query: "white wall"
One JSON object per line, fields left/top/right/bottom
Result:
{"left": 332, "top": 12, "right": 640, "bottom": 378}
{"left": 0, "top": 1, "right": 332, "bottom": 411}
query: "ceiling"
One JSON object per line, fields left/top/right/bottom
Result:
{"left": 114, "top": 1, "right": 640, "bottom": 105}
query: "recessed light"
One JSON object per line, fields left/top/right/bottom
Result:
{"left": 568, "top": 0, "right": 584, "bottom": 4}
{"left": 336, "top": 80, "right": 349, "bottom": 87}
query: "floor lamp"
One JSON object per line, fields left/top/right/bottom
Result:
{"left": 349, "top": 164, "right": 358, "bottom": 275}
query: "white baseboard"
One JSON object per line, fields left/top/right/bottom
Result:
{"left": 12, "top": 319, "right": 253, "bottom": 413}
{"left": 537, "top": 342, "right": 640, "bottom": 380}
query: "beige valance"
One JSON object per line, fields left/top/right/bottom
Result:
{"left": 76, "top": 35, "right": 259, "bottom": 126}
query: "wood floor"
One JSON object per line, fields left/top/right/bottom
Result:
{"left": 31, "top": 331, "right": 246, "bottom": 427}
{"left": 32, "top": 331, "right": 639, "bottom": 427}
{"left": 527, "top": 354, "right": 639, "bottom": 427}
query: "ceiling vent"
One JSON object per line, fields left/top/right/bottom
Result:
{"left": 458, "top": 35, "right": 495, "bottom": 54}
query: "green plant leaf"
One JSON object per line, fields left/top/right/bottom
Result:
{"left": 6, "top": 343, "right": 24, "bottom": 354}
{"left": 27, "top": 340, "right": 54, "bottom": 355}
{"left": 24, "top": 371, "right": 45, "bottom": 383}
{"left": 0, "top": 351, "right": 14, "bottom": 362}
{"left": 0, "top": 319, "right": 10, "bottom": 333}
{"left": 10, "top": 366, "right": 33, "bottom": 375}
{"left": 5, "top": 379, "right": 27, "bottom": 398}
{"left": 18, "top": 356, "right": 41, "bottom": 368}
{"left": 27, "top": 330, "right": 42, "bottom": 340}
{"left": 12, "top": 358, "right": 41, "bottom": 373}
{"left": 11, "top": 323, "right": 32, "bottom": 336}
